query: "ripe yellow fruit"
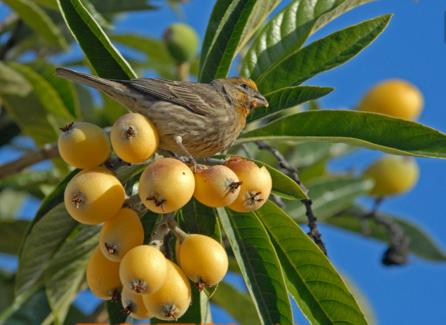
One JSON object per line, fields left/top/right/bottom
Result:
{"left": 194, "top": 165, "right": 241, "bottom": 207}
{"left": 99, "top": 208, "right": 144, "bottom": 262}
{"left": 86, "top": 247, "right": 121, "bottom": 300}
{"left": 119, "top": 245, "right": 168, "bottom": 295}
{"left": 58, "top": 122, "right": 110, "bottom": 168}
{"left": 143, "top": 260, "right": 191, "bottom": 320}
{"left": 358, "top": 79, "right": 423, "bottom": 120}
{"left": 178, "top": 234, "right": 228, "bottom": 288}
{"left": 64, "top": 167, "right": 125, "bottom": 224}
{"left": 138, "top": 158, "right": 195, "bottom": 213}
{"left": 110, "top": 113, "right": 159, "bottom": 163}
{"left": 225, "top": 157, "right": 272, "bottom": 212}
{"left": 121, "top": 287, "right": 152, "bottom": 320}
{"left": 364, "top": 155, "right": 419, "bottom": 197}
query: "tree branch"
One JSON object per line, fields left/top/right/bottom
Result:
{"left": 0, "top": 143, "right": 58, "bottom": 180}
{"left": 255, "top": 141, "right": 327, "bottom": 255}
{"left": 364, "top": 198, "right": 409, "bottom": 266}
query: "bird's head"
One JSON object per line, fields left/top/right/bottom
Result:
{"left": 221, "top": 77, "right": 269, "bottom": 112}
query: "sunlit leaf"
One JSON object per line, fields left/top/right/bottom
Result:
{"left": 241, "top": 110, "right": 446, "bottom": 159}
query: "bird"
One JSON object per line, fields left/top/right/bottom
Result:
{"left": 55, "top": 67, "right": 268, "bottom": 159}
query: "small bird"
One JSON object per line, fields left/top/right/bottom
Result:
{"left": 56, "top": 67, "right": 268, "bottom": 159}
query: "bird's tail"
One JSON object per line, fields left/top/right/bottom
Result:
{"left": 56, "top": 67, "right": 135, "bottom": 108}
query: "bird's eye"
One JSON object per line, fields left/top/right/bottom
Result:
{"left": 240, "top": 83, "right": 249, "bottom": 90}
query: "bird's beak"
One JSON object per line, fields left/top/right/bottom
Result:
{"left": 251, "top": 94, "right": 269, "bottom": 109}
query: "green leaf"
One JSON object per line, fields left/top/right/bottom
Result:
{"left": 0, "top": 62, "right": 58, "bottom": 145}
{"left": 90, "top": 0, "right": 157, "bottom": 13}
{"left": 241, "top": 0, "right": 373, "bottom": 79}
{"left": 217, "top": 208, "right": 293, "bottom": 325}
{"left": 112, "top": 34, "right": 176, "bottom": 79}
{"left": 0, "top": 271, "right": 14, "bottom": 313}
{"left": 9, "top": 63, "right": 74, "bottom": 127}
{"left": 256, "top": 15, "right": 391, "bottom": 93}
{"left": 326, "top": 207, "right": 446, "bottom": 261}
{"left": 0, "top": 170, "right": 60, "bottom": 196}
{"left": 32, "top": 0, "right": 58, "bottom": 10}
{"left": 179, "top": 199, "right": 221, "bottom": 241}
{"left": 249, "top": 158, "right": 308, "bottom": 200}
{"left": 0, "top": 62, "right": 32, "bottom": 97}
{"left": 288, "top": 142, "right": 352, "bottom": 168}
{"left": 30, "top": 61, "right": 81, "bottom": 119}
{"left": 0, "top": 189, "right": 26, "bottom": 220}
{"left": 57, "top": 0, "right": 136, "bottom": 79}
{"left": 0, "top": 220, "right": 30, "bottom": 255}
{"left": 199, "top": 0, "right": 257, "bottom": 82}
{"left": 44, "top": 225, "right": 99, "bottom": 324}
{"left": 0, "top": 289, "right": 51, "bottom": 325}
{"left": 211, "top": 281, "right": 260, "bottom": 325}
{"left": 24, "top": 170, "right": 78, "bottom": 238}
{"left": 240, "top": 110, "right": 446, "bottom": 159}
{"left": 236, "top": 0, "right": 280, "bottom": 52}
{"left": 257, "top": 201, "right": 368, "bottom": 325}
{"left": 3, "top": 0, "right": 67, "bottom": 49}
{"left": 15, "top": 204, "right": 77, "bottom": 296}
{"left": 107, "top": 299, "right": 127, "bottom": 324}
{"left": 287, "top": 176, "right": 373, "bottom": 222}
{"left": 248, "top": 86, "right": 333, "bottom": 122}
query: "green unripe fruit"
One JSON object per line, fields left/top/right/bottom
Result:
{"left": 163, "top": 23, "right": 199, "bottom": 64}
{"left": 364, "top": 155, "right": 419, "bottom": 197}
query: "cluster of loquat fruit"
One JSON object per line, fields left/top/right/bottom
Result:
{"left": 359, "top": 79, "right": 422, "bottom": 197}
{"left": 57, "top": 112, "right": 272, "bottom": 320}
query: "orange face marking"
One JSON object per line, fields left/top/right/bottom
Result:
{"left": 227, "top": 77, "right": 258, "bottom": 91}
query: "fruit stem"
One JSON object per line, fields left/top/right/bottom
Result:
{"left": 149, "top": 213, "right": 175, "bottom": 248}
{"left": 166, "top": 219, "right": 188, "bottom": 243}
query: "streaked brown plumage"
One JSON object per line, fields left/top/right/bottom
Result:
{"left": 55, "top": 67, "right": 268, "bottom": 158}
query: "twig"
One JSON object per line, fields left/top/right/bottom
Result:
{"left": 255, "top": 141, "right": 327, "bottom": 255}
{"left": 364, "top": 197, "right": 409, "bottom": 266}
{"left": 0, "top": 143, "right": 58, "bottom": 179}
{"left": 149, "top": 213, "right": 175, "bottom": 249}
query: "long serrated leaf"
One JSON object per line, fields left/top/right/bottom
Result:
{"left": 236, "top": 0, "right": 280, "bottom": 52}
{"left": 44, "top": 225, "right": 99, "bottom": 324}
{"left": 31, "top": 61, "right": 80, "bottom": 118}
{"left": 257, "top": 201, "right": 368, "bottom": 325}
{"left": 326, "top": 207, "right": 446, "bottom": 261}
{"left": 199, "top": 0, "right": 257, "bottom": 82}
{"left": 9, "top": 63, "right": 73, "bottom": 127}
{"left": 180, "top": 199, "right": 221, "bottom": 241}
{"left": 240, "top": 110, "right": 446, "bottom": 159}
{"left": 211, "top": 281, "right": 260, "bottom": 325}
{"left": 90, "top": 0, "right": 157, "bottom": 13}
{"left": 57, "top": 0, "right": 136, "bottom": 79}
{"left": 112, "top": 34, "right": 176, "bottom": 79}
{"left": 0, "top": 62, "right": 58, "bottom": 145}
{"left": 256, "top": 15, "right": 391, "bottom": 93}
{"left": 3, "top": 0, "right": 67, "bottom": 49}
{"left": 241, "top": 0, "right": 373, "bottom": 79}
{"left": 249, "top": 158, "right": 308, "bottom": 200}
{"left": 15, "top": 204, "right": 77, "bottom": 296}
{"left": 0, "top": 220, "right": 30, "bottom": 255}
{"left": 248, "top": 86, "right": 333, "bottom": 122}
{"left": 217, "top": 208, "right": 293, "bottom": 325}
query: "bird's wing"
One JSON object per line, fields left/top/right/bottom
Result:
{"left": 123, "top": 78, "right": 223, "bottom": 116}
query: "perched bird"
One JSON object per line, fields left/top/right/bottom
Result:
{"left": 55, "top": 68, "right": 268, "bottom": 159}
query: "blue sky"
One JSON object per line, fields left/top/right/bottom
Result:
{"left": 1, "top": 0, "right": 446, "bottom": 324}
